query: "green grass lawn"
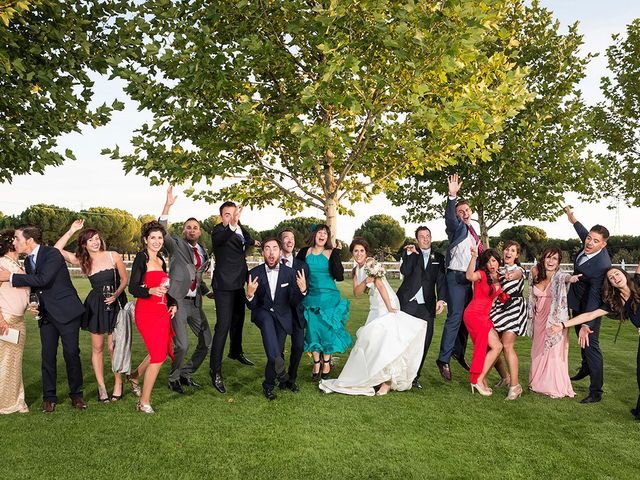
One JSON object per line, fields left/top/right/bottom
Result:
{"left": 3, "top": 278, "right": 640, "bottom": 479}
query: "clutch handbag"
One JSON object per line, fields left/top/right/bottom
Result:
{"left": 0, "top": 327, "right": 20, "bottom": 344}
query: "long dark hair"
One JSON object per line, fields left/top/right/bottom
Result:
{"left": 75, "top": 228, "right": 105, "bottom": 275}
{"left": 478, "top": 248, "right": 502, "bottom": 295}
{"left": 602, "top": 267, "right": 640, "bottom": 319}
{"left": 307, "top": 224, "right": 333, "bottom": 250}
{"left": 533, "top": 247, "right": 562, "bottom": 285}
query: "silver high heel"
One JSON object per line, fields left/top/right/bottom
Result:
{"left": 506, "top": 384, "right": 523, "bottom": 401}
{"left": 136, "top": 402, "right": 155, "bottom": 414}
{"left": 471, "top": 383, "right": 493, "bottom": 396}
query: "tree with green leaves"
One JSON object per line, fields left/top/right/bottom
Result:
{"left": 17, "top": 204, "right": 77, "bottom": 245}
{"left": 389, "top": 0, "right": 602, "bottom": 245}
{"left": 591, "top": 18, "right": 640, "bottom": 205}
{"left": 78, "top": 207, "right": 141, "bottom": 253}
{"left": 497, "top": 224, "right": 547, "bottom": 261}
{"left": 0, "top": 0, "right": 124, "bottom": 183}
{"left": 106, "top": 0, "right": 529, "bottom": 237}
{"left": 354, "top": 214, "right": 405, "bottom": 258}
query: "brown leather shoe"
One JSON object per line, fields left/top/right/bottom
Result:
{"left": 436, "top": 360, "right": 452, "bottom": 382}
{"left": 71, "top": 396, "right": 88, "bottom": 410}
{"left": 42, "top": 401, "right": 56, "bottom": 413}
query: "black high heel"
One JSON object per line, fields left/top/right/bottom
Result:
{"left": 321, "top": 355, "right": 332, "bottom": 380}
{"left": 311, "top": 359, "right": 322, "bottom": 381}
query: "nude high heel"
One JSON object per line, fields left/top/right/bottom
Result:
{"left": 471, "top": 383, "right": 493, "bottom": 396}
{"left": 136, "top": 402, "right": 155, "bottom": 414}
{"left": 506, "top": 384, "right": 523, "bottom": 401}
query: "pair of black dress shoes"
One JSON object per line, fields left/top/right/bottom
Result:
{"left": 168, "top": 376, "right": 202, "bottom": 394}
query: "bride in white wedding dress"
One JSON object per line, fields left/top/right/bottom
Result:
{"left": 319, "top": 238, "right": 427, "bottom": 396}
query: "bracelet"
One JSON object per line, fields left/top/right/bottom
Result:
{"left": 561, "top": 321, "right": 566, "bottom": 329}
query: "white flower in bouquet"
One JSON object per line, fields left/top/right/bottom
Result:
{"left": 364, "top": 257, "right": 385, "bottom": 279}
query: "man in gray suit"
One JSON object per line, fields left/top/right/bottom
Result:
{"left": 160, "top": 187, "right": 213, "bottom": 394}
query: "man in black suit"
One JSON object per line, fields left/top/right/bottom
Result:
{"left": 209, "top": 201, "right": 258, "bottom": 393}
{"left": 397, "top": 226, "right": 447, "bottom": 389}
{"left": 0, "top": 224, "right": 86, "bottom": 412}
{"left": 278, "top": 228, "right": 310, "bottom": 392}
{"left": 564, "top": 207, "right": 612, "bottom": 404}
{"left": 246, "top": 237, "right": 307, "bottom": 400}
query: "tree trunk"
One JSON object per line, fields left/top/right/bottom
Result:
{"left": 323, "top": 196, "right": 338, "bottom": 241}
{"left": 476, "top": 204, "right": 490, "bottom": 248}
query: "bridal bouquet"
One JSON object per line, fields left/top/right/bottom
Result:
{"left": 364, "top": 257, "right": 386, "bottom": 279}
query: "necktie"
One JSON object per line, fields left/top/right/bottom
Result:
{"left": 422, "top": 250, "right": 429, "bottom": 269}
{"left": 468, "top": 226, "right": 484, "bottom": 254}
{"left": 191, "top": 247, "right": 202, "bottom": 291}
{"left": 577, "top": 252, "right": 588, "bottom": 266}
{"left": 282, "top": 257, "right": 288, "bottom": 265}
{"left": 27, "top": 254, "right": 36, "bottom": 272}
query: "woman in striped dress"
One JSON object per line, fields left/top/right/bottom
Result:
{"left": 490, "top": 241, "right": 528, "bottom": 400}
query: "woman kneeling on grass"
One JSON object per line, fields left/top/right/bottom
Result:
{"left": 551, "top": 263, "right": 640, "bottom": 421}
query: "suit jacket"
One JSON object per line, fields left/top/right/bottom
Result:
{"left": 159, "top": 218, "right": 210, "bottom": 307}
{"left": 246, "top": 264, "right": 303, "bottom": 335}
{"left": 11, "top": 245, "right": 84, "bottom": 326}
{"left": 211, "top": 222, "right": 255, "bottom": 291}
{"left": 397, "top": 249, "right": 447, "bottom": 316}
{"left": 567, "top": 222, "right": 612, "bottom": 325}
{"left": 288, "top": 256, "right": 310, "bottom": 328}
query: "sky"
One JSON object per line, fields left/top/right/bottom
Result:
{"left": 2, "top": 0, "right": 640, "bottom": 242}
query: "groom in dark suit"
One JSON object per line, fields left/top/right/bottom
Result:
{"left": 209, "top": 201, "right": 258, "bottom": 393}
{"left": 564, "top": 207, "right": 612, "bottom": 403}
{"left": 246, "top": 238, "right": 307, "bottom": 400}
{"left": 159, "top": 187, "right": 212, "bottom": 394}
{"left": 0, "top": 224, "right": 86, "bottom": 412}
{"left": 397, "top": 226, "right": 447, "bottom": 389}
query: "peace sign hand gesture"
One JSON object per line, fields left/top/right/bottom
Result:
{"left": 296, "top": 269, "right": 307, "bottom": 293}
{"left": 246, "top": 274, "right": 259, "bottom": 298}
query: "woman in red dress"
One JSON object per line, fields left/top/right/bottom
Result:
{"left": 464, "top": 246, "right": 503, "bottom": 396}
{"left": 127, "top": 221, "right": 177, "bottom": 414}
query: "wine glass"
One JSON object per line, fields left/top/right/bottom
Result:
{"left": 158, "top": 276, "right": 170, "bottom": 305}
{"left": 103, "top": 285, "right": 114, "bottom": 311}
{"left": 29, "top": 293, "right": 42, "bottom": 321}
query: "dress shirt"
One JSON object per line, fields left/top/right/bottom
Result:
{"left": 409, "top": 248, "right": 431, "bottom": 304}
{"left": 265, "top": 264, "right": 279, "bottom": 300}
{"left": 448, "top": 233, "right": 473, "bottom": 272}
{"left": 577, "top": 248, "right": 602, "bottom": 266}
{"left": 186, "top": 243, "right": 206, "bottom": 297}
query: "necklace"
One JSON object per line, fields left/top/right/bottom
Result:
{"left": 2, "top": 255, "right": 23, "bottom": 271}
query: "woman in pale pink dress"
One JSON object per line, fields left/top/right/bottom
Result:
{"left": 528, "top": 247, "right": 580, "bottom": 398}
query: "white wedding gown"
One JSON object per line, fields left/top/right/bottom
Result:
{"left": 319, "top": 265, "right": 427, "bottom": 396}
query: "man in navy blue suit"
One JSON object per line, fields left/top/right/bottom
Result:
{"left": 278, "top": 228, "right": 310, "bottom": 392}
{"left": 564, "top": 207, "right": 612, "bottom": 403}
{"left": 0, "top": 224, "right": 86, "bottom": 412}
{"left": 246, "top": 237, "right": 307, "bottom": 400}
{"left": 436, "top": 174, "right": 475, "bottom": 381}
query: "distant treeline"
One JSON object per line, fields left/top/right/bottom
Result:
{"left": 1, "top": 207, "right": 638, "bottom": 264}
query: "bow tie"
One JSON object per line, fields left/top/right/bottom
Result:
{"left": 267, "top": 265, "right": 280, "bottom": 273}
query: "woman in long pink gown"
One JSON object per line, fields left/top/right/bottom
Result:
{"left": 528, "top": 247, "right": 579, "bottom": 398}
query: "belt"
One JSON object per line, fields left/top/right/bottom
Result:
{"left": 183, "top": 296, "right": 197, "bottom": 301}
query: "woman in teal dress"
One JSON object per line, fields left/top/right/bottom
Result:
{"left": 296, "top": 225, "right": 350, "bottom": 380}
